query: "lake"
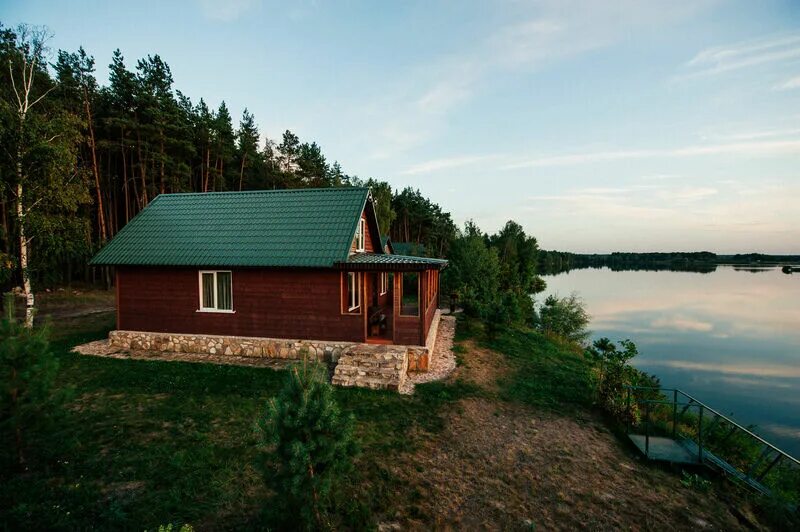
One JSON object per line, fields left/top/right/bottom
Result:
{"left": 543, "top": 265, "right": 800, "bottom": 457}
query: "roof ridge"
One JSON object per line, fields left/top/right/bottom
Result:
{"left": 155, "top": 187, "right": 369, "bottom": 198}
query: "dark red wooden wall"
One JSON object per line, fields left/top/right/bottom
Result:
{"left": 116, "top": 266, "right": 365, "bottom": 342}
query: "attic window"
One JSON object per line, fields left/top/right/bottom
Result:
{"left": 354, "top": 218, "right": 366, "bottom": 252}
{"left": 198, "top": 270, "right": 233, "bottom": 312}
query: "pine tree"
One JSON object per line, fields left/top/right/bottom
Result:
{"left": 0, "top": 294, "right": 60, "bottom": 466}
{"left": 235, "top": 108, "right": 260, "bottom": 190}
{"left": 260, "top": 359, "right": 357, "bottom": 529}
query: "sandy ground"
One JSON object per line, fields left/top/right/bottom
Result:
{"left": 383, "top": 339, "right": 765, "bottom": 531}
{"left": 402, "top": 315, "right": 458, "bottom": 394}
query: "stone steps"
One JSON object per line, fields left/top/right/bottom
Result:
{"left": 331, "top": 345, "right": 408, "bottom": 391}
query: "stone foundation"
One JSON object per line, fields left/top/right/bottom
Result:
{"left": 331, "top": 345, "right": 409, "bottom": 391}
{"left": 406, "top": 310, "right": 442, "bottom": 372}
{"left": 108, "top": 317, "right": 442, "bottom": 392}
{"left": 108, "top": 330, "right": 351, "bottom": 362}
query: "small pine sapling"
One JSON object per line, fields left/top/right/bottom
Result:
{"left": 259, "top": 358, "right": 357, "bottom": 529}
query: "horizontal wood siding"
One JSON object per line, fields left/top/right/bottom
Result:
{"left": 117, "top": 266, "right": 365, "bottom": 342}
{"left": 392, "top": 272, "right": 422, "bottom": 345}
{"left": 350, "top": 210, "right": 376, "bottom": 253}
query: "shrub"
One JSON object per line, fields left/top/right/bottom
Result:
{"left": 536, "top": 293, "right": 590, "bottom": 344}
{"left": 584, "top": 337, "right": 660, "bottom": 423}
{"left": 259, "top": 359, "right": 357, "bottom": 530}
{"left": 0, "top": 315, "right": 59, "bottom": 467}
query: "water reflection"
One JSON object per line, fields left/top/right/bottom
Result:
{"left": 543, "top": 266, "right": 800, "bottom": 456}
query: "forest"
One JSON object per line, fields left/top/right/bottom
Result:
{"left": 0, "top": 22, "right": 544, "bottom": 328}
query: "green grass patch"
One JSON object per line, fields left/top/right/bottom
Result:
{"left": 458, "top": 317, "right": 594, "bottom": 411}
{"left": 1, "top": 326, "right": 479, "bottom": 530}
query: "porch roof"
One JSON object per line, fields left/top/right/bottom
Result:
{"left": 335, "top": 253, "right": 447, "bottom": 271}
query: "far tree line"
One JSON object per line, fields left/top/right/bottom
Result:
{"left": 536, "top": 251, "right": 800, "bottom": 275}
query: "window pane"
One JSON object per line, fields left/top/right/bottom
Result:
{"left": 348, "top": 272, "right": 356, "bottom": 309}
{"left": 217, "top": 272, "right": 232, "bottom": 310}
{"left": 401, "top": 272, "right": 419, "bottom": 316}
{"left": 202, "top": 273, "right": 214, "bottom": 308}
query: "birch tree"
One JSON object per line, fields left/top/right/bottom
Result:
{"left": 6, "top": 25, "right": 54, "bottom": 327}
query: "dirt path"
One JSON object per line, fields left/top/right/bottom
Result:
{"left": 386, "top": 339, "right": 762, "bottom": 530}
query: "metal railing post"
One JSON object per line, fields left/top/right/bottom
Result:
{"left": 644, "top": 401, "right": 650, "bottom": 457}
{"left": 698, "top": 406, "right": 704, "bottom": 463}
{"left": 672, "top": 389, "right": 678, "bottom": 438}
{"left": 626, "top": 388, "right": 631, "bottom": 434}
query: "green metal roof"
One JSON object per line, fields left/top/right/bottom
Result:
{"left": 336, "top": 253, "right": 447, "bottom": 270}
{"left": 91, "top": 188, "right": 372, "bottom": 267}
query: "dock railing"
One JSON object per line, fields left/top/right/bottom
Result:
{"left": 624, "top": 385, "right": 800, "bottom": 502}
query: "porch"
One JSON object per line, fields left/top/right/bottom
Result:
{"left": 337, "top": 253, "right": 448, "bottom": 347}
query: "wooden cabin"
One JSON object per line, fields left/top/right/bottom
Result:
{"left": 91, "top": 187, "right": 446, "bottom": 346}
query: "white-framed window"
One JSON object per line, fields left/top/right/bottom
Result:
{"left": 347, "top": 272, "right": 361, "bottom": 311}
{"left": 198, "top": 270, "right": 234, "bottom": 312}
{"left": 354, "top": 218, "right": 365, "bottom": 252}
{"left": 379, "top": 272, "right": 388, "bottom": 295}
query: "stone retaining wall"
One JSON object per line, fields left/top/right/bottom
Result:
{"left": 108, "top": 330, "right": 351, "bottom": 362}
{"left": 407, "top": 309, "right": 442, "bottom": 372}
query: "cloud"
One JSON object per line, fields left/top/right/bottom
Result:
{"left": 682, "top": 32, "right": 800, "bottom": 77}
{"left": 656, "top": 186, "right": 718, "bottom": 203}
{"left": 399, "top": 154, "right": 502, "bottom": 175}
{"left": 775, "top": 75, "right": 800, "bottom": 91}
{"left": 644, "top": 360, "right": 800, "bottom": 379}
{"left": 369, "top": 1, "right": 715, "bottom": 159}
{"left": 197, "top": 0, "right": 260, "bottom": 22}
{"left": 502, "top": 138, "right": 800, "bottom": 170}
{"left": 651, "top": 316, "right": 714, "bottom": 332}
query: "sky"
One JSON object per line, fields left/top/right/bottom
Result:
{"left": 2, "top": 0, "right": 800, "bottom": 253}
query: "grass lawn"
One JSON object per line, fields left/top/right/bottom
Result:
{"left": 0, "top": 318, "right": 478, "bottom": 530}
{"left": 1, "top": 307, "right": 786, "bottom": 530}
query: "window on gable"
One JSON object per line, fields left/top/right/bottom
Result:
{"left": 354, "top": 218, "right": 365, "bottom": 252}
{"left": 199, "top": 270, "right": 233, "bottom": 312}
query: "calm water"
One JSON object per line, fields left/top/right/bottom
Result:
{"left": 543, "top": 266, "right": 800, "bottom": 457}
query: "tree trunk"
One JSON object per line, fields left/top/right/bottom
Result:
{"left": 203, "top": 147, "right": 210, "bottom": 192}
{"left": 136, "top": 129, "right": 148, "bottom": 206}
{"left": 15, "top": 178, "right": 34, "bottom": 328}
{"left": 239, "top": 153, "right": 247, "bottom": 191}
{"left": 159, "top": 132, "right": 165, "bottom": 195}
{"left": 84, "top": 94, "right": 107, "bottom": 244}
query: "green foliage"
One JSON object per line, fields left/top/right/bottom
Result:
{"left": 259, "top": 359, "right": 358, "bottom": 529}
{"left": 681, "top": 471, "right": 711, "bottom": 493}
{"left": 442, "top": 221, "right": 500, "bottom": 318}
{"left": 155, "top": 524, "right": 194, "bottom": 532}
{"left": 489, "top": 220, "right": 540, "bottom": 294}
{"left": 0, "top": 317, "right": 60, "bottom": 466}
{"left": 584, "top": 338, "right": 660, "bottom": 424}
{"left": 536, "top": 293, "right": 591, "bottom": 344}
{"left": 390, "top": 187, "right": 456, "bottom": 257}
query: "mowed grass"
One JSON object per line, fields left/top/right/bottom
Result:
{"left": 0, "top": 322, "right": 478, "bottom": 530}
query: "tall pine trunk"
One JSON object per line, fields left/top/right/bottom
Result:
{"left": 84, "top": 94, "right": 107, "bottom": 244}
{"left": 239, "top": 153, "right": 247, "bottom": 191}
